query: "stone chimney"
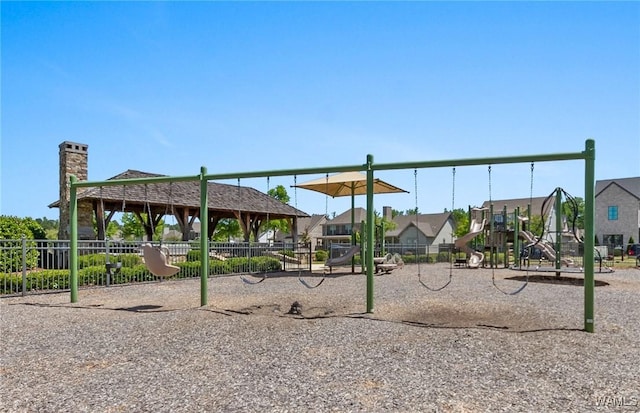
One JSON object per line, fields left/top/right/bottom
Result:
{"left": 58, "top": 142, "right": 94, "bottom": 240}
{"left": 383, "top": 206, "right": 393, "bottom": 221}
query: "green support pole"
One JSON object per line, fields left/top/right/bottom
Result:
{"left": 351, "top": 186, "right": 356, "bottom": 274}
{"left": 502, "top": 205, "right": 508, "bottom": 268}
{"left": 381, "top": 221, "right": 386, "bottom": 256}
{"left": 366, "top": 154, "right": 375, "bottom": 313}
{"left": 489, "top": 204, "right": 494, "bottom": 268}
{"left": 514, "top": 207, "right": 520, "bottom": 268}
{"left": 468, "top": 206, "right": 472, "bottom": 252}
{"left": 555, "top": 187, "right": 563, "bottom": 276}
{"left": 584, "top": 139, "right": 596, "bottom": 333}
{"left": 200, "top": 166, "right": 209, "bottom": 307}
{"left": 70, "top": 176, "right": 78, "bottom": 303}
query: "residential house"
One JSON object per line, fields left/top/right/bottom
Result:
{"left": 320, "top": 208, "right": 368, "bottom": 248}
{"left": 275, "top": 214, "right": 328, "bottom": 251}
{"left": 385, "top": 212, "right": 455, "bottom": 253}
{"left": 595, "top": 177, "right": 640, "bottom": 251}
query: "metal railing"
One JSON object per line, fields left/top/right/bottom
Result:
{"left": 0, "top": 239, "right": 312, "bottom": 296}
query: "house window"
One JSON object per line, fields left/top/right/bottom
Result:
{"left": 607, "top": 206, "right": 618, "bottom": 220}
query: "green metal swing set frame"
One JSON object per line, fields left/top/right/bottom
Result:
{"left": 68, "top": 139, "right": 597, "bottom": 332}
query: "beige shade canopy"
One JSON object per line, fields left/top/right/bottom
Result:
{"left": 293, "top": 171, "right": 408, "bottom": 198}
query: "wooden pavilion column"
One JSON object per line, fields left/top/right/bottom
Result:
{"left": 135, "top": 207, "right": 163, "bottom": 241}
{"left": 207, "top": 215, "right": 220, "bottom": 240}
{"left": 235, "top": 211, "right": 263, "bottom": 242}
{"left": 94, "top": 200, "right": 115, "bottom": 240}
{"left": 174, "top": 207, "right": 201, "bottom": 241}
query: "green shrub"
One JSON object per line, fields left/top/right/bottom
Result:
{"left": 22, "top": 218, "right": 46, "bottom": 240}
{"left": 77, "top": 254, "right": 106, "bottom": 269}
{"left": 21, "top": 269, "right": 70, "bottom": 291}
{"left": 279, "top": 249, "right": 295, "bottom": 258}
{"left": 0, "top": 273, "right": 22, "bottom": 294}
{"left": 209, "top": 260, "right": 231, "bottom": 275}
{"left": 77, "top": 253, "right": 142, "bottom": 269}
{"left": 1, "top": 254, "right": 282, "bottom": 294}
{"left": 186, "top": 250, "right": 201, "bottom": 262}
{"left": 0, "top": 216, "right": 40, "bottom": 271}
{"left": 116, "top": 253, "right": 142, "bottom": 267}
{"left": 315, "top": 250, "right": 328, "bottom": 262}
{"left": 112, "top": 265, "right": 154, "bottom": 283}
{"left": 436, "top": 252, "right": 450, "bottom": 263}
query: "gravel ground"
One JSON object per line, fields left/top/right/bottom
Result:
{"left": 1, "top": 264, "right": 639, "bottom": 412}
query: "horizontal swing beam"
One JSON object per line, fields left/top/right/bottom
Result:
{"left": 71, "top": 149, "right": 587, "bottom": 190}
{"left": 370, "top": 150, "right": 588, "bottom": 172}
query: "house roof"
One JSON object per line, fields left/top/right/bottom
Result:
{"left": 387, "top": 212, "right": 452, "bottom": 238}
{"left": 328, "top": 208, "right": 368, "bottom": 225}
{"left": 303, "top": 214, "right": 329, "bottom": 232}
{"left": 595, "top": 177, "right": 640, "bottom": 200}
{"left": 49, "top": 169, "right": 309, "bottom": 219}
{"left": 275, "top": 214, "right": 327, "bottom": 239}
{"left": 481, "top": 196, "right": 552, "bottom": 217}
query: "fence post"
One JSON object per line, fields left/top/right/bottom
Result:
{"left": 105, "top": 239, "right": 111, "bottom": 287}
{"left": 22, "top": 236, "right": 27, "bottom": 296}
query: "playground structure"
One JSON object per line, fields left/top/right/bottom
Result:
{"left": 68, "top": 140, "right": 597, "bottom": 332}
{"left": 454, "top": 208, "right": 487, "bottom": 268}
{"left": 459, "top": 186, "right": 611, "bottom": 274}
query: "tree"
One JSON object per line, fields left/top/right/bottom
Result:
{"left": 213, "top": 218, "right": 242, "bottom": 242}
{"left": 119, "top": 213, "right": 166, "bottom": 241}
{"left": 562, "top": 196, "right": 585, "bottom": 230}
{"left": 93, "top": 215, "right": 121, "bottom": 239}
{"left": 23, "top": 217, "right": 47, "bottom": 239}
{"left": 447, "top": 208, "right": 469, "bottom": 238}
{"left": 121, "top": 213, "right": 145, "bottom": 240}
{"left": 264, "top": 185, "right": 291, "bottom": 240}
{"left": 528, "top": 215, "right": 544, "bottom": 236}
{"left": 36, "top": 217, "right": 59, "bottom": 239}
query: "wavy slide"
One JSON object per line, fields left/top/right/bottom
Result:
{"left": 520, "top": 231, "right": 573, "bottom": 266}
{"left": 454, "top": 218, "right": 486, "bottom": 268}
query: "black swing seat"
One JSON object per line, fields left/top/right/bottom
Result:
{"left": 105, "top": 262, "right": 122, "bottom": 275}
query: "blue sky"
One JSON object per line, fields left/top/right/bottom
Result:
{"left": 1, "top": 1, "right": 639, "bottom": 221}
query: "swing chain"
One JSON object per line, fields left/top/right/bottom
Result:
{"left": 488, "top": 165, "right": 492, "bottom": 203}
{"left": 294, "top": 175, "right": 298, "bottom": 209}
{"left": 451, "top": 167, "right": 456, "bottom": 213}
{"left": 529, "top": 162, "right": 534, "bottom": 203}
{"left": 414, "top": 168, "right": 452, "bottom": 292}
{"left": 413, "top": 169, "right": 418, "bottom": 215}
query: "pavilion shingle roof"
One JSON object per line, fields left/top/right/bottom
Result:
{"left": 49, "top": 169, "right": 309, "bottom": 219}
